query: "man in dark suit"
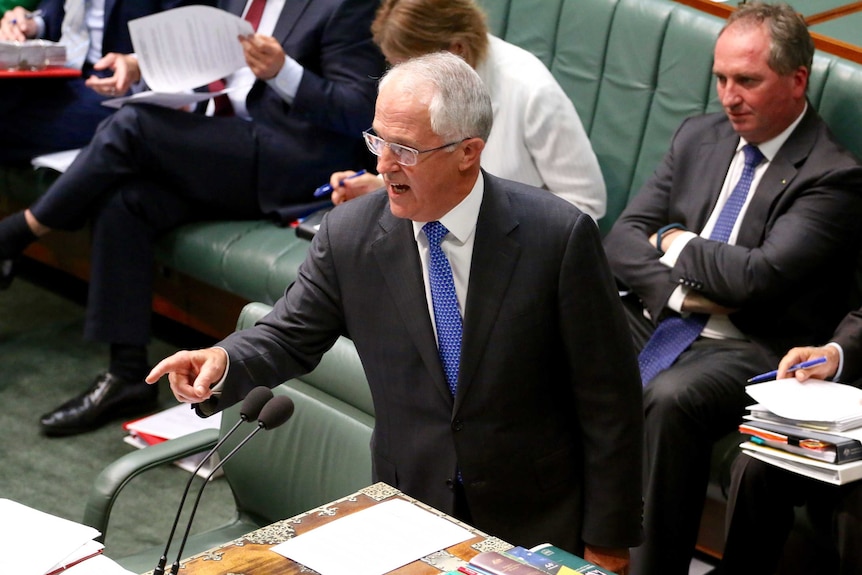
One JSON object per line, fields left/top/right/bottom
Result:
{"left": 602, "top": 4, "right": 862, "bottom": 574}
{"left": 0, "top": 0, "right": 384, "bottom": 435}
{"left": 720, "top": 315, "right": 862, "bottom": 574}
{"left": 0, "top": 0, "right": 204, "bottom": 164}
{"left": 148, "top": 51, "right": 644, "bottom": 574}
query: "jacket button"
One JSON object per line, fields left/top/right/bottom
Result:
{"left": 452, "top": 419, "right": 463, "bottom": 432}
{"left": 446, "top": 478, "right": 455, "bottom": 489}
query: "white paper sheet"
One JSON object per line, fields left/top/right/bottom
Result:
{"left": 124, "top": 402, "right": 221, "bottom": 440}
{"left": 30, "top": 148, "right": 81, "bottom": 173}
{"left": 745, "top": 379, "right": 862, "bottom": 423}
{"left": 0, "top": 499, "right": 101, "bottom": 575}
{"left": 271, "top": 499, "right": 474, "bottom": 575}
{"left": 128, "top": 5, "right": 253, "bottom": 92}
{"left": 63, "top": 554, "right": 136, "bottom": 575}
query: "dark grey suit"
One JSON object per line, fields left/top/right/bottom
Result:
{"left": 205, "top": 172, "right": 645, "bottom": 554}
{"left": 603, "top": 107, "right": 862, "bottom": 575}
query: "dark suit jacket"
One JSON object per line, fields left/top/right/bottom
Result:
{"left": 831, "top": 311, "right": 862, "bottom": 383}
{"left": 221, "top": 0, "right": 385, "bottom": 219}
{"left": 604, "top": 107, "right": 862, "bottom": 359}
{"left": 204, "top": 173, "right": 645, "bottom": 553}
{"left": 37, "top": 0, "right": 188, "bottom": 56}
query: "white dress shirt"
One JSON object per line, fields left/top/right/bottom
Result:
{"left": 412, "top": 174, "right": 485, "bottom": 339}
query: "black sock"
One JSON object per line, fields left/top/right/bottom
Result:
{"left": 109, "top": 344, "right": 149, "bottom": 383}
{"left": 0, "top": 211, "right": 37, "bottom": 259}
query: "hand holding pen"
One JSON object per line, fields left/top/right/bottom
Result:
{"left": 1, "top": 8, "right": 41, "bottom": 41}
{"left": 314, "top": 169, "right": 367, "bottom": 198}
{"left": 747, "top": 357, "right": 828, "bottom": 383}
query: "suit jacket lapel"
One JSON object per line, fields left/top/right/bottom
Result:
{"left": 272, "top": 0, "right": 311, "bottom": 43}
{"left": 455, "top": 175, "right": 520, "bottom": 411}
{"left": 693, "top": 127, "right": 740, "bottom": 232}
{"left": 737, "top": 107, "right": 817, "bottom": 246}
{"left": 222, "top": 0, "right": 247, "bottom": 17}
{"left": 373, "top": 210, "right": 454, "bottom": 404}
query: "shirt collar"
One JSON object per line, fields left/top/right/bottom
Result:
{"left": 412, "top": 172, "right": 485, "bottom": 245}
{"left": 739, "top": 102, "right": 808, "bottom": 161}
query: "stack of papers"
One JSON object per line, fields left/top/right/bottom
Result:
{"left": 0, "top": 499, "right": 134, "bottom": 575}
{"left": 740, "top": 379, "right": 862, "bottom": 484}
{"left": 123, "top": 403, "right": 222, "bottom": 478}
{"left": 102, "top": 6, "right": 254, "bottom": 110}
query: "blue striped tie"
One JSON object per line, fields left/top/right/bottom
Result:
{"left": 638, "top": 144, "right": 764, "bottom": 385}
{"left": 423, "top": 222, "right": 462, "bottom": 396}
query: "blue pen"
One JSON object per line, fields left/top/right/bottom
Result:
{"left": 747, "top": 356, "right": 828, "bottom": 383}
{"left": 11, "top": 8, "right": 42, "bottom": 26}
{"left": 313, "top": 169, "right": 367, "bottom": 197}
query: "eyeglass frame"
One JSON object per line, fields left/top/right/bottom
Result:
{"left": 362, "top": 129, "right": 473, "bottom": 166}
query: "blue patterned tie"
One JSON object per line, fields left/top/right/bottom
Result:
{"left": 423, "top": 222, "right": 462, "bottom": 396}
{"left": 638, "top": 144, "right": 764, "bottom": 385}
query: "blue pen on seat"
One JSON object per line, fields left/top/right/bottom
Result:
{"left": 313, "top": 169, "right": 367, "bottom": 197}
{"left": 746, "top": 356, "right": 828, "bottom": 384}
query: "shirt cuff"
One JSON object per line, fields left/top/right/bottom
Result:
{"left": 659, "top": 230, "right": 697, "bottom": 267}
{"left": 267, "top": 55, "right": 303, "bottom": 104}
{"left": 209, "top": 346, "right": 230, "bottom": 395}
{"left": 666, "top": 285, "right": 689, "bottom": 313}
{"left": 826, "top": 341, "right": 845, "bottom": 382}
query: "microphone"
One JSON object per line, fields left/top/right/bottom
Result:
{"left": 152, "top": 386, "right": 274, "bottom": 575}
{"left": 167, "top": 395, "right": 296, "bottom": 575}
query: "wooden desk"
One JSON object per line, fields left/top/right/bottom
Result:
{"left": 150, "top": 483, "right": 512, "bottom": 575}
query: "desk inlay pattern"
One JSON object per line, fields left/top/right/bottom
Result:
{"left": 150, "top": 483, "right": 511, "bottom": 575}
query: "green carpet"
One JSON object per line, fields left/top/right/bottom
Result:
{"left": 0, "top": 260, "right": 235, "bottom": 564}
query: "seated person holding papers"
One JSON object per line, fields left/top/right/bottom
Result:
{"left": 0, "top": 0, "right": 384, "bottom": 436}
{"left": 323, "top": 0, "right": 607, "bottom": 220}
{"left": 147, "top": 52, "right": 644, "bottom": 574}
{"left": 721, "top": 310, "right": 862, "bottom": 574}
{"left": 0, "top": 0, "right": 204, "bottom": 165}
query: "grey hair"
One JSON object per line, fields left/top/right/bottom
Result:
{"left": 722, "top": 2, "right": 814, "bottom": 76}
{"left": 378, "top": 51, "right": 493, "bottom": 143}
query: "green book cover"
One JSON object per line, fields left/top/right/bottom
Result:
{"left": 529, "top": 544, "right": 615, "bottom": 575}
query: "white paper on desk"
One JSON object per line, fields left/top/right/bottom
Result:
{"left": 124, "top": 402, "right": 221, "bottom": 440}
{"left": 0, "top": 498, "right": 101, "bottom": 575}
{"left": 271, "top": 498, "right": 474, "bottom": 575}
{"left": 129, "top": 5, "right": 253, "bottom": 92}
{"left": 62, "top": 554, "right": 136, "bottom": 575}
{"left": 745, "top": 379, "right": 862, "bottom": 422}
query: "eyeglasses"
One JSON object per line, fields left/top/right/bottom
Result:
{"left": 363, "top": 129, "right": 470, "bottom": 166}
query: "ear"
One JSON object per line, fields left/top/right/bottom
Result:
{"left": 458, "top": 137, "right": 485, "bottom": 172}
{"left": 447, "top": 40, "right": 474, "bottom": 68}
{"left": 791, "top": 65, "right": 809, "bottom": 99}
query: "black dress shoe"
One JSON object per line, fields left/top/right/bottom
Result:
{"left": 0, "top": 258, "right": 15, "bottom": 290}
{"left": 40, "top": 372, "right": 159, "bottom": 437}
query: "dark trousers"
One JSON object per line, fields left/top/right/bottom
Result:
{"left": 30, "top": 103, "right": 265, "bottom": 345}
{"left": 0, "top": 67, "right": 115, "bottom": 165}
{"left": 620, "top": 297, "right": 773, "bottom": 575}
{"left": 721, "top": 454, "right": 862, "bottom": 575}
